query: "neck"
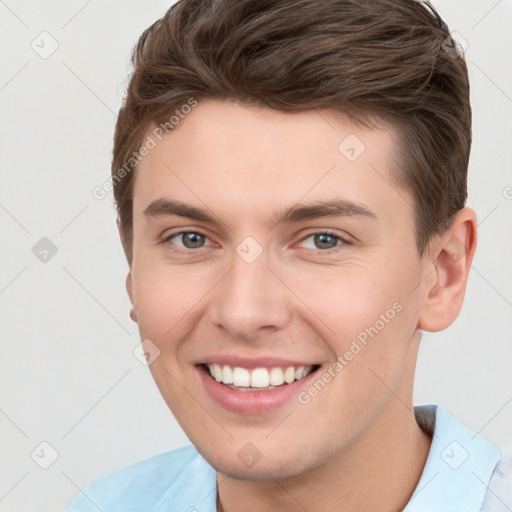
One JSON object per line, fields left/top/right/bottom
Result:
{"left": 218, "top": 407, "right": 431, "bottom": 512}
{"left": 217, "top": 337, "right": 432, "bottom": 512}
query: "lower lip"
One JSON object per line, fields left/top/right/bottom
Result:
{"left": 197, "top": 365, "right": 318, "bottom": 415}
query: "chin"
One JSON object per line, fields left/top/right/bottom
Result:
{"left": 198, "top": 445, "right": 319, "bottom": 481}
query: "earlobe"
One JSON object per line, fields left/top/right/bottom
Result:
{"left": 418, "top": 207, "right": 477, "bottom": 332}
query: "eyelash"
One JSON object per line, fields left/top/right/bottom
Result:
{"left": 162, "top": 230, "right": 351, "bottom": 254}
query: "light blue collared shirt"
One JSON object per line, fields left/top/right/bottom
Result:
{"left": 66, "top": 405, "right": 511, "bottom": 511}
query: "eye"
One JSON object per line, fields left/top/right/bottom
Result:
{"left": 299, "top": 231, "right": 347, "bottom": 251}
{"left": 165, "top": 231, "right": 212, "bottom": 250}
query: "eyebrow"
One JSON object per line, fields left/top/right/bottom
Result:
{"left": 143, "top": 198, "right": 378, "bottom": 226}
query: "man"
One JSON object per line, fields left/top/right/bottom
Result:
{"left": 67, "top": 0, "right": 511, "bottom": 510}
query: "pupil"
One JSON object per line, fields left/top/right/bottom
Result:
{"left": 315, "top": 234, "right": 337, "bottom": 249}
{"left": 183, "top": 233, "right": 204, "bottom": 248}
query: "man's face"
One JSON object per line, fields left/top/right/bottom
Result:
{"left": 127, "top": 99, "right": 429, "bottom": 479}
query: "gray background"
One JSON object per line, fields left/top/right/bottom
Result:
{"left": 0, "top": 1, "right": 511, "bottom": 510}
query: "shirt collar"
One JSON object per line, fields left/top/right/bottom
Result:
{"left": 404, "top": 404, "right": 502, "bottom": 511}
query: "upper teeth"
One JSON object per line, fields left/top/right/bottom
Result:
{"left": 206, "top": 364, "right": 313, "bottom": 388}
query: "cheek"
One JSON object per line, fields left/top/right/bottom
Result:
{"left": 287, "top": 257, "right": 420, "bottom": 378}
{"left": 131, "top": 262, "right": 213, "bottom": 341}
{"left": 288, "top": 262, "right": 410, "bottom": 336}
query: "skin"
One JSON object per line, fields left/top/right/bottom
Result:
{"left": 121, "top": 98, "right": 477, "bottom": 512}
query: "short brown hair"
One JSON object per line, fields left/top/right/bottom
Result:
{"left": 112, "top": 0, "right": 471, "bottom": 262}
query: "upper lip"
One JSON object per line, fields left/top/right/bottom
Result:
{"left": 195, "top": 356, "right": 319, "bottom": 369}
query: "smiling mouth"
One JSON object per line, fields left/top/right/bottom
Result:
{"left": 202, "top": 363, "right": 321, "bottom": 391}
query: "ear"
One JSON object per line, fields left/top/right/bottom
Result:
{"left": 117, "top": 217, "right": 137, "bottom": 323}
{"left": 126, "top": 271, "right": 137, "bottom": 323}
{"left": 418, "top": 207, "right": 477, "bottom": 332}
{"left": 116, "top": 216, "right": 132, "bottom": 264}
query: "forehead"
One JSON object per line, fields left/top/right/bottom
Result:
{"left": 133, "top": 99, "right": 411, "bottom": 224}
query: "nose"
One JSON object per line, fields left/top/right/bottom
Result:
{"left": 208, "top": 251, "right": 292, "bottom": 341}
